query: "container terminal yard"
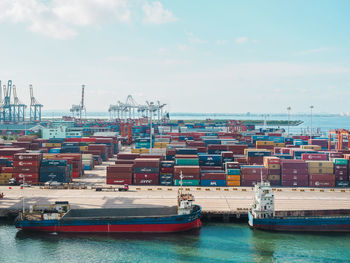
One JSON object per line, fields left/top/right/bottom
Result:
{"left": 0, "top": 83, "right": 349, "bottom": 222}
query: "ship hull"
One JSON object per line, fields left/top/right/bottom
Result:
{"left": 16, "top": 206, "right": 202, "bottom": 233}
{"left": 248, "top": 211, "right": 350, "bottom": 232}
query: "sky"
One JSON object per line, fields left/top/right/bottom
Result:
{"left": 0, "top": 0, "right": 349, "bottom": 114}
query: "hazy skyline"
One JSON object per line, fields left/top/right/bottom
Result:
{"left": 0, "top": 0, "right": 349, "bottom": 114}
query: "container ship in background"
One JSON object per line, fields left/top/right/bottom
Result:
{"left": 248, "top": 180, "right": 350, "bottom": 232}
{"left": 15, "top": 189, "right": 201, "bottom": 233}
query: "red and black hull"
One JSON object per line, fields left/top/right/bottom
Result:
{"left": 16, "top": 205, "right": 202, "bottom": 233}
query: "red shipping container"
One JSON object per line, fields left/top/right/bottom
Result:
{"left": 282, "top": 168, "right": 308, "bottom": 175}
{"left": 106, "top": 173, "right": 133, "bottom": 179}
{"left": 240, "top": 180, "right": 259, "bottom": 187}
{"left": 173, "top": 174, "right": 200, "bottom": 180}
{"left": 186, "top": 141, "right": 206, "bottom": 147}
{"left": 133, "top": 178, "right": 159, "bottom": 185}
{"left": 160, "top": 167, "right": 173, "bottom": 173}
{"left": 201, "top": 173, "right": 226, "bottom": 180}
{"left": 13, "top": 166, "right": 40, "bottom": 173}
{"left": 274, "top": 147, "right": 282, "bottom": 154}
{"left": 264, "top": 157, "right": 280, "bottom": 164}
{"left": 134, "top": 158, "right": 160, "bottom": 167}
{"left": 107, "top": 164, "right": 134, "bottom": 173}
{"left": 197, "top": 147, "right": 207, "bottom": 153}
{"left": 301, "top": 154, "right": 328, "bottom": 161}
{"left": 241, "top": 173, "right": 267, "bottom": 181}
{"left": 329, "top": 152, "right": 344, "bottom": 158}
{"left": 106, "top": 178, "right": 132, "bottom": 185}
{"left": 281, "top": 148, "right": 291, "bottom": 154}
{"left": 174, "top": 166, "right": 200, "bottom": 175}
{"left": 241, "top": 167, "right": 268, "bottom": 176}
{"left": 13, "top": 153, "right": 42, "bottom": 161}
{"left": 309, "top": 174, "right": 335, "bottom": 181}
{"left": 281, "top": 160, "right": 307, "bottom": 169}
{"left": 200, "top": 166, "right": 223, "bottom": 171}
{"left": 115, "top": 160, "right": 135, "bottom": 165}
{"left": 309, "top": 180, "right": 335, "bottom": 187}
{"left": 140, "top": 154, "right": 163, "bottom": 160}
{"left": 2, "top": 167, "right": 13, "bottom": 173}
{"left": 13, "top": 161, "right": 40, "bottom": 167}
{"left": 221, "top": 151, "right": 234, "bottom": 158}
{"left": 247, "top": 156, "right": 264, "bottom": 165}
{"left": 282, "top": 173, "right": 308, "bottom": 181}
{"left": 335, "top": 175, "right": 348, "bottom": 181}
{"left": 15, "top": 178, "right": 39, "bottom": 184}
{"left": 13, "top": 173, "right": 39, "bottom": 180}
{"left": 282, "top": 180, "right": 308, "bottom": 187}
{"left": 117, "top": 153, "right": 140, "bottom": 160}
{"left": 133, "top": 173, "right": 159, "bottom": 180}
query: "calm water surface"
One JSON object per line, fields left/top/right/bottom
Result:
{"left": 1, "top": 222, "right": 350, "bottom": 263}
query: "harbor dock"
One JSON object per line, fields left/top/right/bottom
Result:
{"left": 1, "top": 159, "right": 350, "bottom": 221}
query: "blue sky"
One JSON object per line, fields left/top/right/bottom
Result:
{"left": 0, "top": 0, "right": 349, "bottom": 114}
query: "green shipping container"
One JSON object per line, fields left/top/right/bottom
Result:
{"left": 175, "top": 158, "right": 199, "bottom": 165}
{"left": 333, "top": 158, "right": 348, "bottom": 165}
{"left": 174, "top": 179, "right": 200, "bottom": 186}
{"left": 226, "top": 169, "right": 240, "bottom": 175}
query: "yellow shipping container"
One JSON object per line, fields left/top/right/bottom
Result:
{"left": 268, "top": 174, "right": 280, "bottom": 181}
{"left": 80, "top": 146, "right": 88, "bottom": 151}
{"left": 131, "top": 148, "right": 150, "bottom": 154}
{"left": 256, "top": 141, "right": 275, "bottom": 146}
{"left": 266, "top": 164, "right": 280, "bottom": 169}
{"left": 45, "top": 143, "right": 62, "bottom": 148}
{"left": 226, "top": 175, "right": 240, "bottom": 181}
{"left": 302, "top": 145, "right": 321, "bottom": 151}
{"left": 0, "top": 179, "right": 9, "bottom": 185}
{"left": 43, "top": 153, "right": 58, "bottom": 158}
{"left": 154, "top": 142, "right": 169, "bottom": 149}
{"left": 274, "top": 143, "right": 285, "bottom": 147}
{"left": 226, "top": 180, "right": 241, "bottom": 186}
{"left": 0, "top": 173, "right": 12, "bottom": 180}
{"left": 308, "top": 167, "right": 334, "bottom": 174}
{"left": 306, "top": 161, "right": 333, "bottom": 168}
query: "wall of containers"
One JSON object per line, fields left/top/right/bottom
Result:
{"left": 0, "top": 135, "right": 119, "bottom": 185}
{"left": 108, "top": 127, "right": 350, "bottom": 188}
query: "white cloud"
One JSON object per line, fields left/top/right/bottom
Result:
{"left": 155, "top": 48, "right": 167, "bottom": 55}
{"left": 216, "top": 40, "right": 228, "bottom": 45}
{"left": 185, "top": 30, "right": 207, "bottom": 44}
{"left": 0, "top": 0, "right": 177, "bottom": 39}
{"left": 142, "top": 1, "right": 177, "bottom": 24}
{"left": 52, "top": 0, "right": 131, "bottom": 26}
{"left": 177, "top": 44, "right": 189, "bottom": 51}
{"left": 295, "top": 47, "right": 332, "bottom": 56}
{"left": 235, "top": 36, "right": 249, "bottom": 44}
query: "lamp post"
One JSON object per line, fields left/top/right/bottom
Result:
{"left": 287, "top": 107, "right": 291, "bottom": 137}
{"left": 310, "top": 105, "right": 314, "bottom": 139}
{"left": 146, "top": 102, "right": 157, "bottom": 154}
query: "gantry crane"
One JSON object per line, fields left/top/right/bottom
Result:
{"left": 11, "top": 85, "right": 26, "bottom": 122}
{"left": 70, "top": 85, "right": 86, "bottom": 119}
{"left": 1, "top": 80, "right": 13, "bottom": 123}
{"left": 29, "top": 84, "right": 43, "bottom": 122}
{"left": 329, "top": 129, "right": 350, "bottom": 151}
{"left": 108, "top": 95, "right": 167, "bottom": 121}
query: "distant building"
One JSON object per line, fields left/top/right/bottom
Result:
{"left": 42, "top": 126, "right": 82, "bottom": 139}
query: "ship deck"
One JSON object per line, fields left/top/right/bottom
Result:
{"left": 62, "top": 206, "right": 179, "bottom": 219}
